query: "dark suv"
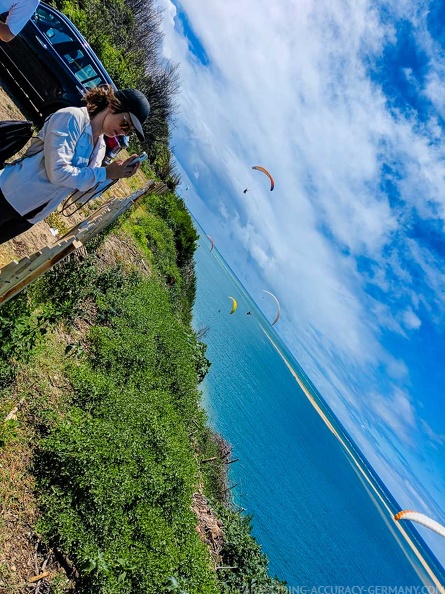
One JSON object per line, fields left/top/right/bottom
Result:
{"left": 0, "top": 2, "right": 115, "bottom": 121}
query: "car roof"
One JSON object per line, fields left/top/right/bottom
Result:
{"left": 38, "top": 2, "right": 116, "bottom": 89}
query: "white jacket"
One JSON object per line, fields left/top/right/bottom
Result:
{"left": 0, "top": 0, "right": 39, "bottom": 36}
{"left": 0, "top": 106, "right": 106, "bottom": 223}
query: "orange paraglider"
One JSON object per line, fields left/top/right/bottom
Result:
{"left": 252, "top": 166, "right": 274, "bottom": 191}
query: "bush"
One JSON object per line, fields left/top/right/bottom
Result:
{"left": 0, "top": 292, "right": 52, "bottom": 388}
{"left": 213, "top": 505, "right": 287, "bottom": 594}
{"left": 126, "top": 192, "right": 198, "bottom": 323}
{"left": 35, "top": 278, "right": 219, "bottom": 593}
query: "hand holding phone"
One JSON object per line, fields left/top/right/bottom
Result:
{"left": 106, "top": 151, "right": 148, "bottom": 180}
{"left": 128, "top": 152, "right": 148, "bottom": 166}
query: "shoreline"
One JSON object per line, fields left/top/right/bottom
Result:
{"left": 261, "top": 326, "right": 445, "bottom": 592}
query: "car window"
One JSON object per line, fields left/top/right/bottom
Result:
{"left": 31, "top": 5, "right": 109, "bottom": 91}
{"left": 61, "top": 47, "right": 104, "bottom": 88}
{"left": 33, "top": 6, "right": 74, "bottom": 45}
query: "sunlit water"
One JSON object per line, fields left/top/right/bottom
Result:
{"left": 191, "top": 228, "right": 445, "bottom": 589}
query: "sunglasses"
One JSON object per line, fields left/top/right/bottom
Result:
{"left": 120, "top": 114, "right": 134, "bottom": 134}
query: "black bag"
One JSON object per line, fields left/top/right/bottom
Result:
{"left": 0, "top": 120, "right": 34, "bottom": 169}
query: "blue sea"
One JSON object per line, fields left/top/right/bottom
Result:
{"left": 191, "top": 227, "right": 445, "bottom": 589}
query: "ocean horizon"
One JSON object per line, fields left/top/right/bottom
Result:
{"left": 191, "top": 224, "right": 445, "bottom": 589}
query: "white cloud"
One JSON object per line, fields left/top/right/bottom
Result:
{"left": 368, "top": 388, "right": 417, "bottom": 445}
{"left": 420, "top": 419, "right": 445, "bottom": 449}
{"left": 401, "top": 307, "right": 422, "bottom": 331}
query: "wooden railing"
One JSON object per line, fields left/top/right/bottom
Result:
{"left": 0, "top": 180, "right": 168, "bottom": 305}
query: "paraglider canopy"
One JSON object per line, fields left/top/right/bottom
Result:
{"left": 262, "top": 290, "right": 280, "bottom": 325}
{"left": 394, "top": 510, "right": 445, "bottom": 539}
{"left": 205, "top": 234, "right": 214, "bottom": 251}
{"left": 228, "top": 296, "right": 238, "bottom": 314}
{"left": 252, "top": 166, "right": 274, "bottom": 191}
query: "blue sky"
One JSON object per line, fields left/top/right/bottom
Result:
{"left": 157, "top": 0, "right": 445, "bottom": 565}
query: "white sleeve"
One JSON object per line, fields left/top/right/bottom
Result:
{"left": 6, "top": 0, "right": 39, "bottom": 36}
{"left": 43, "top": 110, "right": 107, "bottom": 191}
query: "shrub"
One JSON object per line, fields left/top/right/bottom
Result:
{"left": 35, "top": 278, "right": 220, "bottom": 593}
{"left": 213, "top": 505, "right": 287, "bottom": 594}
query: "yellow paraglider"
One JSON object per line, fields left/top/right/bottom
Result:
{"left": 252, "top": 166, "right": 275, "bottom": 191}
{"left": 262, "top": 290, "right": 281, "bottom": 325}
{"left": 395, "top": 510, "right": 445, "bottom": 539}
{"left": 228, "top": 296, "right": 238, "bottom": 314}
{"left": 205, "top": 234, "right": 214, "bottom": 251}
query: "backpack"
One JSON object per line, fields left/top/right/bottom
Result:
{"left": 0, "top": 120, "right": 34, "bottom": 169}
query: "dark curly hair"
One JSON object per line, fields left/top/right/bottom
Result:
{"left": 83, "top": 85, "right": 124, "bottom": 118}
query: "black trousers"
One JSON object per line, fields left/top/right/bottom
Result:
{"left": 0, "top": 189, "right": 33, "bottom": 245}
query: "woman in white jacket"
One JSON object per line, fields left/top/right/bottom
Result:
{"left": 0, "top": 85, "right": 150, "bottom": 244}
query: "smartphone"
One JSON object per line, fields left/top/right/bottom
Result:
{"left": 129, "top": 152, "right": 148, "bottom": 165}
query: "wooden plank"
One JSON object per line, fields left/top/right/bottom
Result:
{"left": 0, "top": 241, "right": 73, "bottom": 298}
{"left": 0, "top": 250, "right": 48, "bottom": 284}
{"left": 0, "top": 240, "right": 83, "bottom": 305}
{"left": 5, "top": 257, "right": 32, "bottom": 280}
{"left": 0, "top": 259, "right": 20, "bottom": 281}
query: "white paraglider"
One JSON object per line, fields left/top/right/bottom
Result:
{"left": 394, "top": 510, "right": 445, "bottom": 539}
{"left": 262, "top": 290, "right": 281, "bottom": 325}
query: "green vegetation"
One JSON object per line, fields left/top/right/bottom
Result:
{"left": 36, "top": 280, "right": 218, "bottom": 594}
{"left": 0, "top": 192, "right": 285, "bottom": 592}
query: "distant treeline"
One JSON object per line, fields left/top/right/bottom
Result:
{"left": 48, "top": 0, "right": 181, "bottom": 187}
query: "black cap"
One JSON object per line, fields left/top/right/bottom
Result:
{"left": 115, "top": 89, "right": 150, "bottom": 141}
